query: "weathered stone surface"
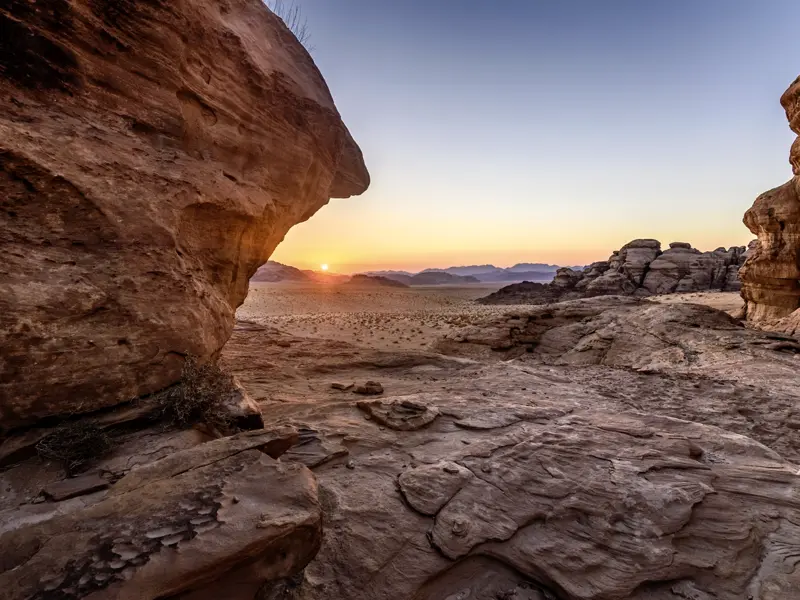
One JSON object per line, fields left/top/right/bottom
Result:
{"left": 353, "top": 381, "right": 384, "bottom": 396}
{"left": 740, "top": 78, "right": 800, "bottom": 328}
{"left": 619, "top": 238, "right": 661, "bottom": 285}
{"left": 356, "top": 395, "right": 440, "bottom": 431}
{"left": 212, "top": 307, "right": 800, "bottom": 600}
{"left": 426, "top": 412, "right": 800, "bottom": 600}
{"left": 0, "top": 0, "right": 369, "bottom": 428}
{"left": 481, "top": 240, "right": 748, "bottom": 305}
{"left": 0, "top": 427, "right": 320, "bottom": 600}
{"left": 442, "top": 296, "right": 767, "bottom": 371}
{"left": 40, "top": 473, "right": 109, "bottom": 502}
{"left": 398, "top": 460, "right": 473, "bottom": 515}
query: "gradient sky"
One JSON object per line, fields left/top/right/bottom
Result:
{"left": 270, "top": 0, "right": 800, "bottom": 273}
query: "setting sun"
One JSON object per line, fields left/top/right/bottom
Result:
{"left": 320, "top": 264, "right": 329, "bottom": 271}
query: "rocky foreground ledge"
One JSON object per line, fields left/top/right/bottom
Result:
{"left": 4, "top": 297, "right": 800, "bottom": 599}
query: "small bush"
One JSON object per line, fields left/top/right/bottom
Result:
{"left": 159, "top": 356, "right": 237, "bottom": 431}
{"left": 265, "top": 0, "right": 313, "bottom": 50}
{"left": 36, "top": 423, "right": 112, "bottom": 475}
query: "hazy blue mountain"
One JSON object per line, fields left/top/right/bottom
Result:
{"left": 409, "top": 272, "right": 481, "bottom": 285}
{"left": 421, "top": 265, "right": 504, "bottom": 276}
{"left": 507, "top": 263, "right": 561, "bottom": 273}
{"left": 251, "top": 261, "right": 311, "bottom": 282}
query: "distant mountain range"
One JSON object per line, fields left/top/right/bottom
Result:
{"left": 250, "top": 261, "right": 349, "bottom": 284}
{"left": 251, "top": 261, "right": 583, "bottom": 286}
{"left": 366, "top": 263, "right": 584, "bottom": 284}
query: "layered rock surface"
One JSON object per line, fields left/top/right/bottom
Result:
{"left": 480, "top": 240, "right": 750, "bottom": 305}
{"left": 4, "top": 298, "right": 800, "bottom": 599}
{"left": 740, "top": 76, "right": 800, "bottom": 331}
{"left": 0, "top": 427, "right": 321, "bottom": 600}
{"left": 0, "top": 0, "right": 369, "bottom": 428}
{"left": 212, "top": 305, "right": 800, "bottom": 600}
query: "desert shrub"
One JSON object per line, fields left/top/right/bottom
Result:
{"left": 159, "top": 356, "right": 237, "bottom": 431}
{"left": 36, "top": 422, "right": 112, "bottom": 475}
{"left": 265, "top": 0, "right": 312, "bottom": 49}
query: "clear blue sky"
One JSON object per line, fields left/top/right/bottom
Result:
{"left": 271, "top": 0, "right": 800, "bottom": 273}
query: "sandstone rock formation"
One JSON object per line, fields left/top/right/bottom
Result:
{"left": 210, "top": 306, "right": 800, "bottom": 600}
{"left": 0, "top": 0, "right": 369, "bottom": 428}
{"left": 740, "top": 76, "right": 800, "bottom": 332}
{"left": 481, "top": 240, "right": 749, "bottom": 305}
{"left": 0, "top": 427, "right": 322, "bottom": 600}
{"left": 4, "top": 299, "right": 800, "bottom": 599}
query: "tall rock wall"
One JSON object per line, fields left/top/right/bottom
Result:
{"left": 0, "top": 0, "right": 369, "bottom": 428}
{"left": 740, "top": 76, "right": 800, "bottom": 331}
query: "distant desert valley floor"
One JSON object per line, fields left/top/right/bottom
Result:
{"left": 239, "top": 282, "right": 509, "bottom": 350}
{"left": 238, "top": 282, "right": 746, "bottom": 351}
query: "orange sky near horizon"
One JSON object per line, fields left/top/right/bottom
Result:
{"left": 270, "top": 190, "right": 759, "bottom": 275}
{"left": 265, "top": 0, "right": 800, "bottom": 277}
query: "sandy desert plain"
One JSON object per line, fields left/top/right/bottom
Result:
{"left": 237, "top": 281, "right": 746, "bottom": 351}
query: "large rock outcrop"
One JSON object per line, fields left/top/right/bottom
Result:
{"left": 740, "top": 76, "right": 800, "bottom": 332}
{"left": 481, "top": 240, "right": 749, "bottom": 305}
{"left": 0, "top": 0, "right": 369, "bottom": 428}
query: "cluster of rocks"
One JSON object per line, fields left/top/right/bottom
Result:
{"left": 480, "top": 239, "right": 751, "bottom": 305}
{"left": 740, "top": 76, "right": 800, "bottom": 333}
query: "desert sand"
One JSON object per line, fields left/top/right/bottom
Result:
{"left": 237, "top": 282, "right": 746, "bottom": 350}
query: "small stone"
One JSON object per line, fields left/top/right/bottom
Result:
{"left": 443, "top": 465, "right": 460, "bottom": 474}
{"left": 353, "top": 381, "right": 384, "bottom": 395}
{"left": 451, "top": 518, "right": 469, "bottom": 537}
{"left": 331, "top": 382, "right": 354, "bottom": 391}
{"left": 346, "top": 460, "right": 355, "bottom": 470}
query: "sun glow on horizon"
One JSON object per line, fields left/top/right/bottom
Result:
{"left": 320, "top": 263, "right": 329, "bottom": 271}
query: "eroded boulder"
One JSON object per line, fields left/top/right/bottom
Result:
{"left": 0, "top": 0, "right": 369, "bottom": 428}
{"left": 740, "top": 78, "right": 800, "bottom": 328}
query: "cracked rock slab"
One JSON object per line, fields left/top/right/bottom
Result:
{"left": 430, "top": 412, "right": 800, "bottom": 599}
{"left": 356, "top": 395, "right": 440, "bottom": 431}
{"left": 0, "top": 428, "right": 321, "bottom": 600}
{"left": 398, "top": 461, "right": 473, "bottom": 515}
